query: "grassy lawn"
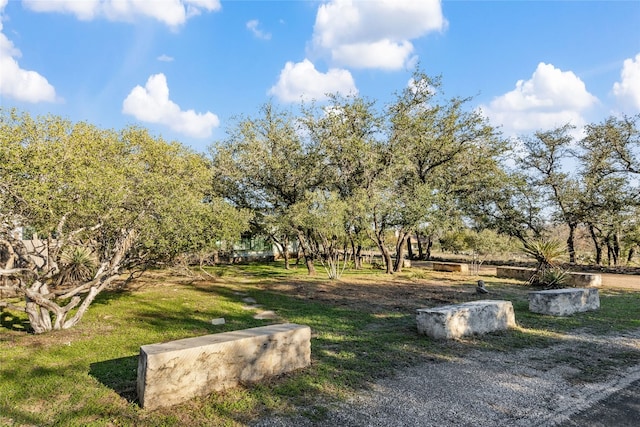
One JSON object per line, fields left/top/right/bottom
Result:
{"left": 1, "top": 262, "right": 639, "bottom": 426}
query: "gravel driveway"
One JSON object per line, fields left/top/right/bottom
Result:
{"left": 255, "top": 329, "right": 640, "bottom": 427}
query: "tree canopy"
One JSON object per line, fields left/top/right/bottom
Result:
{"left": 0, "top": 109, "right": 250, "bottom": 333}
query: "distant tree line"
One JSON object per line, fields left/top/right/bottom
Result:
{"left": 211, "top": 70, "right": 640, "bottom": 275}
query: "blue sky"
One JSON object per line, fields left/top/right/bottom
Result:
{"left": 1, "top": 0, "right": 639, "bottom": 153}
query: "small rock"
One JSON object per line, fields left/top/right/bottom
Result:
{"left": 254, "top": 311, "right": 278, "bottom": 320}
{"left": 242, "top": 297, "right": 257, "bottom": 304}
{"left": 211, "top": 318, "right": 225, "bottom": 325}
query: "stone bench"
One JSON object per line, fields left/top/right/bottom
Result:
{"left": 137, "top": 323, "right": 311, "bottom": 410}
{"left": 416, "top": 300, "right": 516, "bottom": 339}
{"left": 432, "top": 262, "right": 469, "bottom": 273}
{"left": 496, "top": 266, "right": 602, "bottom": 287}
{"left": 528, "top": 288, "right": 600, "bottom": 316}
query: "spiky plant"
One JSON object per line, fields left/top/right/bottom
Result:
{"left": 521, "top": 238, "right": 570, "bottom": 288}
{"left": 537, "top": 266, "right": 569, "bottom": 289}
{"left": 57, "top": 246, "right": 98, "bottom": 286}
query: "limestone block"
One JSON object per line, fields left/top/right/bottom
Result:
{"left": 416, "top": 300, "right": 516, "bottom": 339}
{"left": 496, "top": 266, "right": 602, "bottom": 288}
{"left": 137, "top": 323, "right": 311, "bottom": 410}
{"left": 432, "top": 262, "right": 469, "bottom": 273}
{"left": 496, "top": 266, "right": 535, "bottom": 281}
{"left": 528, "top": 288, "right": 600, "bottom": 316}
{"left": 565, "top": 273, "right": 602, "bottom": 288}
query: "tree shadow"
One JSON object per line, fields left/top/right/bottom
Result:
{"left": 0, "top": 310, "right": 31, "bottom": 332}
{"left": 89, "top": 355, "right": 140, "bottom": 404}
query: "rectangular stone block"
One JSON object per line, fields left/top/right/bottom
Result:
{"left": 565, "top": 272, "right": 602, "bottom": 288}
{"left": 496, "top": 266, "right": 602, "bottom": 288}
{"left": 137, "top": 323, "right": 311, "bottom": 410}
{"left": 432, "top": 262, "right": 469, "bottom": 273}
{"left": 496, "top": 266, "right": 535, "bottom": 281}
{"left": 528, "top": 288, "right": 600, "bottom": 316}
{"left": 416, "top": 300, "right": 516, "bottom": 339}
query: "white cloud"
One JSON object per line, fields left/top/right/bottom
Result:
{"left": 613, "top": 53, "right": 640, "bottom": 113}
{"left": 157, "top": 54, "right": 174, "bottom": 62}
{"left": 0, "top": 2, "right": 58, "bottom": 103}
{"left": 246, "top": 19, "right": 271, "bottom": 40}
{"left": 332, "top": 39, "right": 415, "bottom": 70}
{"left": 480, "top": 62, "right": 598, "bottom": 135}
{"left": 268, "top": 59, "right": 357, "bottom": 103}
{"left": 312, "top": 0, "right": 446, "bottom": 70}
{"left": 22, "top": 0, "right": 221, "bottom": 29}
{"left": 122, "top": 73, "right": 219, "bottom": 138}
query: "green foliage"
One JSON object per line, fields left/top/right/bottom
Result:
{"left": 521, "top": 238, "right": 565, "bottom": 267}
{"left": 291, "top": 190, "right": 351, "bottom": 279}
{"left": 0, "top": 108, "right": 250, "bottom": 333}
{"left": 210, "top": 102, "right": 321, "bottom": 273}
{"left": 439, "top": 230, "right": 466, "bottom": 253}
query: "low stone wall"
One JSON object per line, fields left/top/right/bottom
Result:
{"left": 137, "top": 323, "right": 311, "bottom": 410}
{"left": 496, "top": 266, "right": 602, "bottom": 287}
{"left": 432, "top": 262, "right": 469, "bottom": 273}
{"left": 496, "top": 266, "right": 535, "bottom": 281}
{"left": 416, "top": 300, "right": 516, "bottom": 339}
{"left": 528, "top": 288, "right": 600, "bottom": 316}
{"left": 567, "top": 272, "right": 602, "bottom": 287}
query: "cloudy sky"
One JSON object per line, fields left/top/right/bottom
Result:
{"left": 1, "top": 0, "right": 639, "bottom": 153}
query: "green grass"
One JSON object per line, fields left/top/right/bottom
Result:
{"left": 1, "top": 262, "right": 639, "bottom": 426}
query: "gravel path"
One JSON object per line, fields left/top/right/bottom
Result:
{"left": 255, "top": 329, "right": 640, "bottom": 427}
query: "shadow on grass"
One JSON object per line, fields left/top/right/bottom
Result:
{"left": 89, "top": 356, "right": 139, "bottom": 403}
{"left": 0, "top": 403, "right": 49, "bottom": 426}
{"left": 0, "top": 310, "right": 31, "bottom": 332}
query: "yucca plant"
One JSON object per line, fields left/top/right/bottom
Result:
{"left": 56, "top": 246, "right": 98, "bottom": 286}
{"left": 537, "top": 266, "right": 569, "bottom": 289}
{"left": 521, "top": 238, "right": 570, "bottom": 288}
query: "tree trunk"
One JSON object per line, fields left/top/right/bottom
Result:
{"left": 613, "top": 233, "right": 620, "bottom": 266}
{"left": 271, "top": 234, "right": 290, "bottom": 270}
{"left": 349, "top": 235, "right": 363, "bottom": 270}
{"left": 295, "top": 244, "right": 301, "bottom": 265}
{"left": 380, "top": 244, "right": 393, "bottom": 274}
{"left": 393, "top": 231, "right": 411, "bottom": 273}
{"left": 281, "top": 235, "right": 290, "bottom": 270}
{"left": 369, "top": 214, "right": 393, "bottom": 274}
{"left": 296, "top": 231, "right": 316, "bottom": 276}
{"left": 628, "top": 247, "right": 635, "bottom": 264}
{"left": 589, "top": 224, "right": 602, "bottom": 265}
{"left": 416, "top": 231, "right": 424, "bottom": 260}
{"left": 425, "top": 234, "right": 433, "bottom": 261}
{"left": 407, "top": 236, "right": 414, "bottom": 260}
{"left": 567, "top": 223, "right": 577, "bottom": 264}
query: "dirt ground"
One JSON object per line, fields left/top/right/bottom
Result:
{"left": 261, "top": 262, "right": 640, "bottom": 316}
